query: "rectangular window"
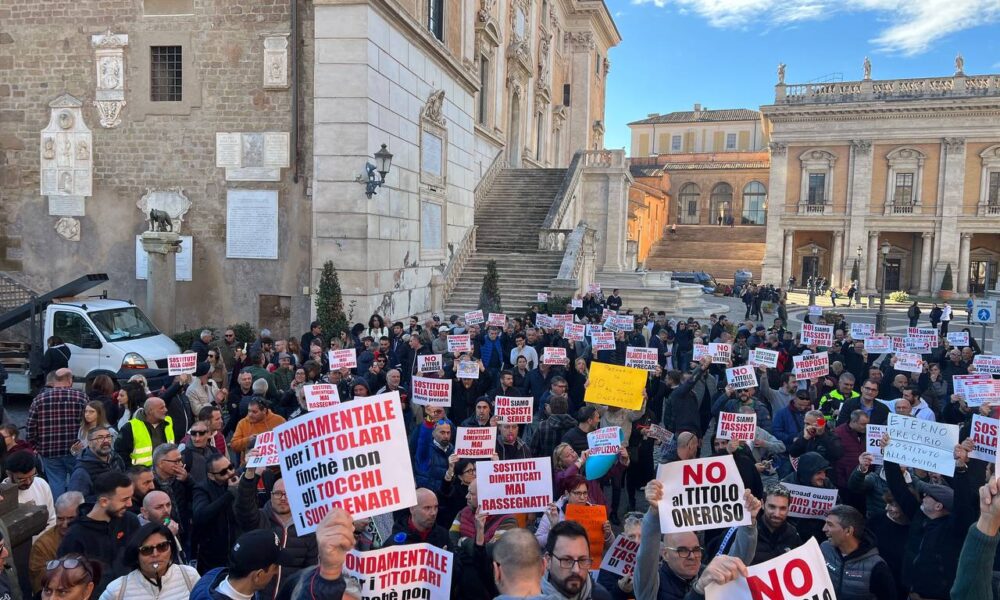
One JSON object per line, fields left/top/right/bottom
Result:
{"left": 428, "top": 0, "right": 444, "bottom": 41}
{"left": 687, "top": 200, "right": 697, "bottom": 216}
{"left": 671, "top": 135, "right": 682, "bottom": 152}
{"left": 477, "top": 56, "right": 489, "bottom": 125}
{"left": 893, "top": 172, "right": 914, "bottom": 205}
{"left": 150, "top": 46, "right": 182, "bottom": 101}
{"left": 563, "top": 84, "right": 571, "bottom": 107}
{"left": 807, "top": 173, "right": 825, "bottom": 204}
{"left": 726, "top": 133, "right": 737, "bottom": 150}
{"left": 990, "top": 172, "right": 1000, "bottom": 205}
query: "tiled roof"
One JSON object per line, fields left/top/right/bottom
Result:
{"left": 628, "top": 109, "right": 760, "bottom": 125}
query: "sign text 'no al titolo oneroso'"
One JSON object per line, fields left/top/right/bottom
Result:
{"left": 705, "top": 538, "right": 835, "bottom": 600}
{"left": 656, "top": 455, "right": 749, "bottom": 534}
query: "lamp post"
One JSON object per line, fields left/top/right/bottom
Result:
{"left": 876, "top": 241, "right": 891, "bottom": 332}
{"left": 359, "top": 143, "right": 394, "bottom": 198}
{"left": 808, "top": 245, "right": 820, "bottom": 306}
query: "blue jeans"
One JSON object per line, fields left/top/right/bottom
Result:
{"left": 41, "top": 455, "right": 76, "bottom": 499}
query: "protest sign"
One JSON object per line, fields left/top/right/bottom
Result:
{"left": 656, "top": 455, "right": 750, "bottom": 533}
{"left": 536, "top": 314, "right": 556, "bottom": 329}
{"left": 275, "top": 391, "right": 416, "bottom": 533}
{"left": 329, "top": 348, "right": 358, "bottom": 370}
{"left": 601, "top": 308, "right": 616, "bottom": 320}
{"left": 850, "top": 322, "right": 875, "bottom": 339}
{"left": 716, "top": 412, "right": 757, "bottom": 442}
{"left": 487, "top": 312, "right": 506, "bottom": 328}
{"left": 974, "top": 355, "right": 1000, "bottom": 375}
{"left": 908, "top": 327, "right": 938, "bottom": 338}
{"left": 463, "top": 310, "right": 484, "bottom": 325}
{"left": 808, "top": 305, "right": 822, "bottom": 317}
{"left": 647, "top": 424, "right": 674, "bottom": 444}
{"left": 904, "top": 337, "right": 932, "bottom": 353}
{"left": 456, "top": 360, "right": 479, "bottom": 379}
{"left": 970, "top": 415, "right": 998, "bottom": 462}
{"left": 953, "top": 374, "right": 993, "bottom": 402}
{"left": 476, "top": 458, "right": 552, "bottom": 514}
{"left": 411, "top": 377, "right": 452, "bottom": 406}
{"left": 793, "top": 352, "right": 829, "bottom": 381}
{"left": 417, "top": 354, "right": 443, "bottom": 374}
{"left": 246, "top": 431, "right": 279, "bottom": 468}
{"left": 565, "top": 504, "right": 607, "bottom": 569}
{"left": 784, "top": 483, "right": 838, "bottom": 519}
{"left": 611, "top": 315, "right": 634, "bottom": 332}
{"left": 866, "top": 424, "right": 887, "bottom": 465}
{"left": 586, "top": 426, "right": 623, "bottom": 480}
{"left": 693, "top": 344, "right": 710, "bottom": 361}
{"left": 891, "top": 335, "right": 907, "bottom": 353}
{"left": 601, "top": 535, "right": 639, "bottom": 577}
{"left": 748, "top": 348, "right": 778, "bottom": 369}
{"left": 585, "top": 362, "right": 646, "bottom": 411}
{"left": 542, "top": 346, "right": 567, "bottom": 365}
{"left": 625, "top": 347, "right": 658, "bottom": 371}
{"left": 537, "top": 292, "right": 549, "bottom": 302}
{"left": 585, "top": 324, "right": 604, "bottom": 337}
{"left": 864, "top": 336, "right": 892, "bottom": 354}
{"left": 948, "top": 331, "right": 970, "bottom": 347}
{"left": 705, "top": 538, "right": 834, "bottom": 600}
{"left": 885, "top": 413, "right": 960, "bottom": 477}
{"left": 958, "top": 379, "right": 1000, "bottom": 407}
{"left": 894, "top": 352, "right": 923, "bottom": 373}
{"left": 571, "top": 298, "right": 583, "bottom": 308}
{"left": 587, "top": 283, "right": 602, "bottom": 294}
{"left": 726, "top": 365, "right": 758, "bottom": 390}
{"left": 304, "top": 384, "right": 341, "bottom": 411}
{"left": 591, "top": 331, "right": 615, "bottom": 351}
{"left": 344, "top": 543, "right": 452, "bottom": 600}
{"left": 709, "top": 343, "right": 731, "bottom": 364}
{"left": 565, "top": 323, "right": 585, "bottom": 342}
{"left": 801, "top": 323, "right": 833, "bottom": 347}
{"left": 167, "top": 353, "right": 197, "bottom": 376}
{"left": 454, "top": 427, "right": 497, "bottom": 459}
{"left": 495, "top": 396, "right": 534, "bottom": 424}
{"left": 447, "top": 334, "right": 471, "bottom": 353}
{"left": 554, "top": 314, "right": 575, "bottom": 328}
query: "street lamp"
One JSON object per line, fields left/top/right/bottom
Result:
{"left": 358, "top": 143, "right": 394, "bottom": 198}
{"left": 808, "top": 244, "right": 820, "bottom": 306}
{"left": 876, "top": 241, "right": 891, "bottom": 332}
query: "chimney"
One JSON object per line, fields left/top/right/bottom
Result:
{"left": 693, "top": 103, "right": 701, "bottom": 112}
{"left": 647, "top": 113, "right": 659, "bottom": 118}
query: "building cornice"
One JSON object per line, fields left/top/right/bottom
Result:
{"left": 761, "top": 98, "right": 1000, "bottom": 124}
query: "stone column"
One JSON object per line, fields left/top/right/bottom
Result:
{"left": 847, "top": 140, "right": 873, "bottom": 291}
{"left": 918, "top": 232, "right": 933, "bottom": 295}
{"left": 782, "top": 230, "right": 794, "bottom": 283}
{"left": 140, "top": 232, "right": 181, "bottom": 335}
{"left": 831, "top": 231, "right": 844, "bottom": 289}
{"left": 934, "top": 138, "right": 966, "bottom": 290}
{"left": 866, "top": 231, "right": 880, "bottom": 295}
{"left": 761, "top": 142, "right": 788, "bottom": 284}
{"left": 958, "top": 232, "right": 972, "bottom": 294}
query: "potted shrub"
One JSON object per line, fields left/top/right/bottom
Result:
{"left": 939, "top": 264, "right": 954, "bottom": 300}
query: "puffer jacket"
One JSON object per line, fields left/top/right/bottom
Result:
{"left": 415, "top": 421, "right": 453, "bottom": 492}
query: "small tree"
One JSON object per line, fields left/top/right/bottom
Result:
{"left": 316, "top": 260, "right": 350, "bottom": 339}
{"left": 941, "top": 263, "right": 954, "bottom": 292}
{"left": 479, "top": 260, "right": 502, "bottom": 313}
{"left": 850, "top": 259, "right": 860, "bottom": 283}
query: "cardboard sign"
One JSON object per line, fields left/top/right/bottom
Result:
{"left": 716, "top": 412, "right": 757, "bottom": 442}
{"left": 801, "top": 323, "right": 833, "bottom": 347}
{"left": 572, "top": 298, "right": 583, "bottom": 308}
{"left": 894, "top": 352, "right": 923, "bottom": 373}
{"left": 464, "top": 310, "right": 484, "bottom": 325}
{"left": 625, "top": 346, "right": 658, "bottom": 371}
{"left": 808, "top": 305, "right": 822, "bottom": 317}
{"left": 476, "top": 458, "right": 552, "bottom": 514}
{"left": 908, "top": 327, "right": 938, "bottom": 338}
{"left": 705, "top": 538, "right": 834, "bottom": 600}
{"left": 748, "top": 348, "right": 778, "bottom": 369}
{"left": 304, "top": 384, "right": 341, "bottom": 411}
{"left": 850, "top": 322, "right": 875, "bottom": 340}
{"left": 542, "top": 346, "right": 567, "bottom": 365}
{"left": 885, "top": 413, "right": 960, "bottom": 477}
{"left": 709, "top": 343, "right": 732, "bottom": 364}
{"left": 904, "top": 337, "right": 932, "bottom": 353}
{"left": 329, "top": 348, "right": 358, "bottom": 370}
{"left": 891, "top": 335, "right": 907, "bottom": 353}
{"left": 455, "top": 427, "right": 497, "bottom": 459}
{"left": 411, "top": 377, "right": 452, "bottom": 406}
{"left": 585, "top": 362, "right": 646, "bottom": 411}
{"left": 974, "top": 355, "right": 1000, "bottom": 375}
{"left": 447, "top": 334, "right": 472, "bottom": 354}
{"left": 167, "top": 353, "right": 198, "bottom": 376}
{"left": 947, "top": 331, "right": 970, "bottom": 347}
{"left": 726, "top": 365, "right": 758, "bottom": 390}
{"left": 585, "top": 324, "right": 604, "bottom": 337}
{"left": 417, "top": 354, "right": 443, "bottom": 374}
{"left": 487, "top": 312, "right": 506, "bottom": 328}
{"left": 784, "top": 483, "right": 838, "bottom": 519}
{"left": 565, "top": 323, "right": 585, "bottom": 342}
{"left": 970, "top": 415, "right": 998, "bottom": 462}
{"left": 565, "top": 504, "right": 607, "bottom": 569}
{"left": 344, "top": 544, "right": 452, "bottom": 600}
{"left": 601, "top": 534, "right": 639, "bottom": 577}
{"left": 693, "top": 344, "right": 710, "bottom": 361}
{"left": 611, "top": 315, "right": 634, "bottom": 332}
{"left": 591, "top": 331, "right": 615, "bottom": 351}
{"left": 246, "top": 431, "right": 279, "bottom": 468}
{"left": 656, "top": 455, "right": 750, "bottom": 534}
{"left": 793, "top": 352, "right": 829, "bottom": 381}
{"left": 866, "top": 424, "right": 887, "bottom": 465}
{"left": 495, "top": 396, "right": 534, "bottom": 424}
{"left": 864, "top": 336, "right": 892, "bottom": 353}
{"left": 537, "top": 292, "right": 549, "bottom": 302}
{"left": 275, "top": 391, "right": 417, "bottom": 533}
{"left": 647, "top": 424, "right": 674, "bottom": 444}
{"left": 457, "top": 360, "right": 479, "bottom": 379}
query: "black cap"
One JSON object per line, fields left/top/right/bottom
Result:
{"left": 229, "top": 529, "right": 297, "bottom": 572}
{"left": 194, "top": 361, "right": 210, "bottom": 377}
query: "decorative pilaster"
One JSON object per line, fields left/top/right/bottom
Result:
{"left": 919, "top": 232, "right": 933, "bottom": 295}
{"left": 831, "top": 231, "right": 843, "bottom": 289}
{"left": 867, "top": 231, "right": 880, "bottom": 295}
{"left": 958, "top": 232, "right": 972, "bottom": 294}
{"left": 91, "top": 32, "right": 128, "bottom": 128}
{"left": 782, "top": 231, "right": 794, "bottom": 283}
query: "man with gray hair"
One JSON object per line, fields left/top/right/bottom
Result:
{"left": 191, "top": 328, "right": 214, "bottom": 362}
{"left": 29, "top": 491, "right": 84, "bottom": 594}
{"left": 115, "top": 396, "right": 174, "bottom": 466}
{"left": 820, "top": 372, "right": 859, "bottom": 423}
{"left": 150, "top": 442, "right": 192, "bottom": 550}
{"left": 493, "top": 528, "right": 552, "bottom": 599}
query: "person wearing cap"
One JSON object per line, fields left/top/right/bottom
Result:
{"left": 191, "top": 528, "right": 299, "bottom": 600}
{"left": 820, "top": 505, "right": 896, "bottom": 600}
{"left": 186, "top": 361, "right": 219, "bottom": 417}
{"left": 271, "top": 353, "right": 295, "bottom": 394}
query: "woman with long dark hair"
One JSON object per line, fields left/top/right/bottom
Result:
{"left": 99, "top": 523, "right": 198, "bottom": 600}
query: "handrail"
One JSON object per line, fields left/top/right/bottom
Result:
{"left": 555, "top": 221, "right": 596, "bottom": 281}
{"left": 474, "top": 150, "right": 507, "bottom": 212}
{"left": 441, "top": 225, "right": 477, "bottom": 306}
{"left": 540, "top": 151, "right": 584, "bottom": 232}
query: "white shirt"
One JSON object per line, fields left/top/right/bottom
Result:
{"left": 4, "top": 476, "right": 55, "bottom": 540}
{"left": 216, "top": 577, "right": 254, "bottom": 600}
{"left": 942, "top": 305, "right": 952, "bottom": 321}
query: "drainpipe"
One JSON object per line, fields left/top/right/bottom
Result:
{"left": 291, "top": 0, "right": 300, "bottom": 183}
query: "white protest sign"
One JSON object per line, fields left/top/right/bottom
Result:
{"left": 587, "top": 283, "right": 602, "bottom": 294}
{"left": 726, "top": 365, "right": 758, "bottom": 390}
{"left": 625, "top": 347, "right": 658, "bottom": 371}
{"left": 953, "top": 374, "right": 993, "bottom": 403}
{"left": 793, "top": 352, "right": 829, "bottom": 381}
{"left": 554, "top": 314, "right": 575, "bottom": 328}
{"left": 464, "top": 310, "right": 484, "bottom": 325}
{"left": 417, "top": 354, "right": 443, "bottom": 374}
{"left": 808, "top": 305, "right": 822, "bottom": 317}
{"left": 246, "top": 431, "right": 280, "bottom": 468}
{"left": 455, "top": 427, "right": 497, "bottom": 459}
{"left": 167, "top": 353, "right": 198, "bottom": 376}
{"left": 866, "top": 424, "right": 887, "bottom": 465}
{"left": 693, "top": 344, "right": 710, "bottom": 361}
{"left": 709, "top": 343, "right": 732, "bottom": 364}
{"left": 329, "top": 348, "right": 358, "bottom": 370}
{"left": 749, "top": 348, "right": 778, "bottom": 369}
{"left": 970, "top": 415, "right": 999, "bottom": 462}
{"left": 850, "top": 322, "right": 875, "bottom": 340}
{"left": 885, "top": 413, "right": 960, "bottom": 477}
{"left": 565, "top": 323, "right": 585, "bottom": 342}
{"left": 908, "top": 327, "right": 938, "bottom": 338}
{"left": 716, "top": 412, "right": 757, "bottom": 442}
{"left": 890, "top": 335, "right": 907, "bottom": 353}
{"left": 801, "top": 323, "right": 833, "bottom": 347}
{"left": 476, "top": 458, "right": 552, "bottom": 514}
{"left": 647, "top": 424, "right": 674, "bottom": 444}
{"left": 585, "top": 324, "right": 604, "bottom": 337}
{"left": 537, "top": 292, "right": 549, "bottom": 302}
{"left": 457, "top": 361, "right": 480, "bottom": 379}
{"left": 592, "top": 332, "right": 615, "bottom": 351}
{"left": 536, "top": 314, "right": 557, "bottom": 329}
{"left": 587, "top": 426, "right": 622, "bottom": 456}
{"left": 948, "top": 331, "right": 970, "bottom": 347}
{"left": 656, "top": 455, "right": 750, "bottom": 533}
{"left": 611, "top": 315, "right": 634, "bottom": 332}
{"left": 542, "top": 347, "right": 567, "bottom": 365}
{"left": 495, "top": 396, "right": 534, "bottom": 424}
{"left": 411, "top": 377, "right": 452, "bottom": 406}
{"left": 894, "top": 352, "right": 923, "bottom": 373}
{"left": 600, "top": 535, "right": 639, "bottom": 578}
{"left": 344, "top": 544, "right": 452, "bottom": 600}
{"left": 959, "top": 380, "right": 1000, "bottom": 408}
{"left": 864, "top": 336, "right": 892, "bottom": 354}
{"left": 487, "top": 313, "right": 506, "bottom": 328}
{"left": 275, "top": 391, "right": 417, "bottom": 533}
{"left": 705, "top": 538, "right": 834, "bottom": 600}
{"left": 303, "top": 384, "right": 341, "bottom": 411}
{"left": 974, "top": 355, "right": 1000, "bottom": 375}
{"left": 602, "top": 308, "right": 617, "bottom": 320}
{"left": 784, "top": 483, "right": 838, "bottom": 519}
{"left": 572, "top": 298, "right": 583, "bottom": 308}
{"left": 904, "top": 337, "right": 932, "bottom": 353}
{"left": 447, "top": 334, "right": 472, "bottom": 354}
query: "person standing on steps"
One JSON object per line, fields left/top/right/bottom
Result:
{"left": 907, "top": 301, "right": 921, "bottom": 328}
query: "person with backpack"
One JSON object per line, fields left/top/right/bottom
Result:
{"left": 907, "top": 302, "right": 921, "bottom": 328}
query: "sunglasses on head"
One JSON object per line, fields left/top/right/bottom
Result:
{"left": 139, "top": 541, "right": 172, "bottom": 556}
{"left": 46, "top": 556, "right": 94, "bottom": 579}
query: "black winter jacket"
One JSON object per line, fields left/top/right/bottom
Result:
{"left": 58, "top": 505, "right": 141, "bottom": 596}
{"left": 191, "top": 479, "right": 240, "bottom": 572}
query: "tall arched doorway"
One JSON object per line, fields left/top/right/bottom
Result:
{"left": 710, "top": 183, "right": 733, "bottom": 225}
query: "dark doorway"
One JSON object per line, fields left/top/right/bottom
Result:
{"left": 802, "top": 256, "right": 819, "bottom": 282}
{"left": 883, "top": 259, "right": 901, "bottom": 292}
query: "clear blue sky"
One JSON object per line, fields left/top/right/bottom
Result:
{"left": 603, "top": 0, "right": 1000, "bottom": 152}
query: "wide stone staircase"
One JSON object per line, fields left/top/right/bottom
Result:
{"left": 443, "top": 168, "right": 567, "bottom": 314}
{"left": 645, "top": 224, "right": 766, "bottom": 284}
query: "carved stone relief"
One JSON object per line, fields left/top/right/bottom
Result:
{"left": 137, "top": 188, "right": 193, "bottom": 234}
{"left": 55, "top": 218, "right": 81, "bottom": 241}
{"left": 263, "top": 35, "right": 289, "bottom": 89}
{"left": 420, "top": 90, "right": 446, "bottom": 127}
{"left": 91, "top": 32, "right": 128, "bottom": 128}
{"left": 564, "top": 31, "right": 594, "bottom": 53}
{"left": 40, "top": 93, "right": 92, "bottom": 198}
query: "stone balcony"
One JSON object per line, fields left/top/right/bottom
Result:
{"left": 775, "top": 74, "right": 1000, "bottom": 105}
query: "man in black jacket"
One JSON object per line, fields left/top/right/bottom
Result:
{"left": 753, "top": 484, "right": 802, "bottom": 564}
{"left": 192, "top": 454, "right": 241, "bottom": 573}
{"left": 67, "top": 426, "right": 125, "bottom": 502}
{"left": 386, "top": 488, "right": 452, "bottom": 550}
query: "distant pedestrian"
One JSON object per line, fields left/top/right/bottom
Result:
{"left": 941, "top": 302, "right": 952, "bottom": 335}
{"left": 846, "top": 282, "right": 857, "bottom": 307}
{"left": 907, "top": 301, "right": 921, "bottom": 328}
{"left": 967, "top": 294, "right": 975, "bottom": 324}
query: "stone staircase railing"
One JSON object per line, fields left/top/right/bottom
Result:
{"left": 440, "top": 225, "right": 477, "bottom": 307}
{"left": 550, "top": 221, "right": 597, "bottom": 298}
{"left": 474, "top": 150, "right": 507, "bottom": 213}
{"left": 539, "top": 150, "right": 627, "bottom": 252}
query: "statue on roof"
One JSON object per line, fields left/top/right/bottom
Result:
{"left": 955, "top": 53, "right": 965, "bottom": 75}
{"left": 863, "top": 56, "right": 871, "bottom": 80}
{"left": 777, "top": 63, "right": 786, "bottom": 85}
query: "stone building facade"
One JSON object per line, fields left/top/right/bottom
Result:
{"left": 760, "top": 64, "right": 1000, "bottom": 295}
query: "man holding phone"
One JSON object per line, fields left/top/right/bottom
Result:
{"left": 789, "top": 410, "right": 844, "bottom": 464}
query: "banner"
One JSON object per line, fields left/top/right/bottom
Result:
{"left": 344, "top": 543, "right": 452, "bottom": 600}
{"left": 304, "top": 383, "right": 341, "bottom": 411}
{"left": 784, "top": 483, "right": 838, "bottom": 519}
{"left": 455, "top": 427, "right": 497, "bottom": 459}
{"left": 447, "top": 334, "right": 472, "bottom": 354}
{"left": 487, "top": 313, "right": 506, "bottom": 328}
{"left": 974, "top": 355, "right": 1000, "bottom": 375}
{"left": 586, "top": 426, "right": 623, "bottom": 481}
{"left": 970, "top": 414, "right": 998, "bottom": 462}
{"left": 850, "top": 323, "right": 874, "bottom": 339}
{"left": 565, "top": 323, "right": 585, "bottom": 342}
{"left": 565, "top": 504, "right": 607, "bottom": 569}
{"left": 748, "top": 348, "right": 778, "bottom": 369}
{"left": 864, "top": 336, "right": 892, "bottom": 354}
{"left": 656, "top": 455, "right": 749, "bottom": 533}
{"left": 495, "top": 396, "right": 534, "bottom": 424}
{"left": 693, "top": 344, "right": 710, "bottom": 361}
{"left": 947, "top": 331, "right": 970, "bottom": 347}
{"left": 601, "top": 534, "right": 639, "bottom": 577}
{"left": 894, "top": 352, "right": 923, "bottom": 373}
{"left": 953, "top": 374, "right": 994, "bottom": 406}
{"left": 167, "top": 353, "right": 197, "bottom": 376}
{"left": 411, "top": 377, "right": 452, "bottom": 406}
{"left": 866, "top": 424, "right": 887, "bottom": 465}
{"left": 801, "top": 323, "right": 833, "bottom": 347}
{"left": 246, "top": 431, "right": 280, "bottom": 468}
{"left": 885, "top": 413, "right": 960, "bottom": 477}
{"left": 726, "top": 365, "right": 758, "bottom": 390}
{"left": 709, "top": 343, "right": 732, "bottom": 364}
{"left": 908, "top": 327, "right": 938, "bottom": 338}
{"left": 417, "top": 354, "right": 443, "bottom": 374}
{"left": 716, "top": 412, "right": 757, "bottom": 442}
{"left": 464, "top": 310, "right": 484, "bottom": 325}
{"left": 625, "top": 347, "right": 658, "bottom": 371}
{"left": 591, "top": 332, "right": 616, "bottom": 351}
{"left": 585, "top": 362, "right": 646, "bottom": 410}
{"left": 329, "top": 348, "right": 358, "bottom": 370}
{"left": 476, "top": 458, "right": 552, "bottom": 514}
{"left": 793, "top": 352, "right": 829, "bottom": 381}
{"left": 276, "top": 391, "right": 417, "bottom": 533}
{"left": 456, "top": 361, "right": 479, "bottom": 379}
{"left": 542, "top": 346, "right": 567, "bottom": 365}
{"left": 705, "top": 538, "right": 834, "bottom": 600}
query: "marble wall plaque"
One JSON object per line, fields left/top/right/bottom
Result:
{"left": 48, "top": 195, "right": 86, "bottom": 216}
{"left": 225, "top": 167, "right": 281, "bottom": 182}
{"left": 136, "top": 235, "right": 193, "bottom": 281}
{"left": 420, "top": 201, "right": 443, "bottom": 250}
{"left": 216, "top": 132, "right": 289, "bottom": 169}
{"left": 216, "top": 133, "right": 242, "bottom": 168}
{"left": 40, "top": 94, "right": 92, "bottom": 197}
{"left": 226, "top": 189, "right": 278, "bottom": 259}
{"left": 91, "top": 33, "right": 128, "bottom": 128}
{"left": 422, "top": 131, "right": 443, "bottom": 177}
{"left": 263, "top": 35, "right": 289, "bottom": 89}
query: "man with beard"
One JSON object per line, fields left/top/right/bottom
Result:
{"left": 192, "top": 454, "right": 241, "bottom": 572}
{"left": 4, "top": 451, "right": 57, "bottom": 535}
{"left": 752, "top": 485, "right": 802, "bottom": 564}
{"left": 68, "top": 425, "right": 125, "bottom": 502}
{"left": 542, "top": 521, "right": 613, "bottom": 599}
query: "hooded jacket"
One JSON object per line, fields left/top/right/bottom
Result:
{"left": 58, "top": 504, "right": 140, "bottom": 596}
{"left": 414, "top": 421, "right": 453, "bottom": 492}
{"left": 189, "top": 568, "right": 231, "bottom": 600}
{"left": 67, "top": 448, "right": 125, "bottom": 502}
{"left": 781, "top": 452, "right": 834, "bottom": 544}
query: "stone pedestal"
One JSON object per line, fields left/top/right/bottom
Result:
{"left": 140, "top": 232, "right": 182, "bottom": 335}
{"left": 0, "top": 481, "right": 50, "bottom": 599}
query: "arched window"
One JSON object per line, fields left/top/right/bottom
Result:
{"left": 710, "top": 183, "right": 733, "bottom": 225}
{"left": 678, "top": 183, "right": 699, "bottom": 224}
{"left": 742, "top": 182, "right": 767, "bottom": 225}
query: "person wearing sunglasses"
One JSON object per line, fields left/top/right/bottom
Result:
{"left": 179, "top": 421, "right": 216, "bottom": 485}
{"left": 192, "top": 454, "right": 241, "bottom": 573}
{"left": 39, "top": 553, "right": 100, "bottom": 600}
{"left": 100, "top": 522, "right": 199, "bottom": 599}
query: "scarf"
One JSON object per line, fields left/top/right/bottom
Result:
{"left": 540, "top": 570, "right": 593, "bottom": 600}
{"left": 458, "top": 506, "right": 508, "bottom": 542}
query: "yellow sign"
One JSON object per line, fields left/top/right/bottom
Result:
{"left": 585, "top": 362, "right": 645, "bottom": 410}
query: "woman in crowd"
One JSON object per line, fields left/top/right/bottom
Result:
{"left": 115, "top": 382, "right": 147, "bottom": 432}
{"left": 71, "top": 401, "right": 112, "bottom": 457}
{"left": 365, "top": 314, "right": 389, "bottom": 340}
{"left": 566, "top": 357, "right": 589, "bottom": 414}
{"left": 534, "top": 474, "right": 615, "bottom": 551}
{"left": 39, "top": 554, "right": 101, "bottom": 600}
{"left": 551, "top": 442, "right": 629, "bottom": 517}
{"left": 99, "top": 524, "right": 199, "bottom": 600}
{"left": 88, "top": 375, "right": 118, "bottom": 430}
{"left": 438, "top": 455, "right": 475, "bottom": 528}
{"left": 205, "top": 349, "right": 227, "bottom": 389}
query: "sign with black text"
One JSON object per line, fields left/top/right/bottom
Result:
{"left": 656, "top": 455, "right": 749, "bottom": 533}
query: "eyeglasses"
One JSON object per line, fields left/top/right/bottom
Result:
{"left": 12, "top": 473, "right": 35, "bottom": 486}
{"left": 666, "top": 546, "right": 704, "bottom": 558}
{"left": 88, "top": 434, "right": 113, "bottom": 442}
{"left": 569, "top": 489, "right": 589, "bottom": 498}
{"left": 549, "top": 554, "right": 593, "bottom": 570}
{"left": 624, "top": 511, "right": 644, "bottom": 520}
{"left": 210, "top": 465, "right": 235, "bottom": 475}
{"left": 46, "top": 557, "right": 92, "bottom": 576}
{"left": 208, "top": 354, "right": 217, "bottom": 358}
{"left": 225, "top": 334, "right": 235, "bottom": 338}
{"left": 160, "top": 457, "right": 183, "bottom": 464}
{"left": 271, "top": 490, "right": 288, "bottom": 498}
{"left": 138, "top": 541, "right": 172, "bottom": 556}
{"left": 189, "top": 430, "right": 209, "bottom": 436}
{"left": 461, "top": 467, "right": 475, "bottom": 475}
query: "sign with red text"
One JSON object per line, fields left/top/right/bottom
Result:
{"left": 304, "top": 384, "right": 341, "bottom": 411}
{"left": 587, "top": 283, "right": 601, "bottom": 294}
{"left": 592, "top": 331, "right": 615, "bottom": 351}
{"left": 974, "top": 355, "right": 1000, "bottom": 375}
{"left": 726, "top": 365, "right": 758, "bottom": 390}
{"left": 344, "top": 543, "right": 452, "bottom": 600}
{"left": 864, "top": 336, "right": 892, "bottom": 354}
{"left": 866, "top": 424, "right": 887, "bottom": 465}
{"left": 958, "top": 379, "right": 1000, "bottom": 408}
{"left": 565, "top": 323, "right": 585, "bottom": 342}
{"left": 455, "top": 427, "right": 497, "bottom": 459}
{"left": 647, "top": 424, "right": 674, "bottom": 444}
{"left": 850, "top": 323, "right": 875, "bottom": 340}
{"left": 476, "top": 458, "right": 552, "bottom": 515}
{"left": 784, "top": 483, "right": 838, "bottom": 519}
{"left": 709, "top": 343, "right": 732, "bottom": 364}
{"left": 537, "top": 292, "right": 549, "bottom": 302}
{"left": 625, "top": 346, "right": 658, "bottom": 371}
{"left": 748, "top": 348, "right": 778, "bottom": 369}
{"left": 411, "top": 377, "right": 452, "bottom": 407}
{"left": 656, "top": 455, "right": 749, "bottom": 534}
{"left": 894, "top": 352, "right": 923, "bottom": 373}
{"left": 904, "top": 337, "right": 932, "bottom": 353}
{"left": 487, "top": 313, "right": 506, "bottom": 328}
{"left": 447, "top": 334, "right": 472, "bottom": 354}
{"left": 953, "top": 374, "right": 994, "bottom": 404}
{"left": 705, "top": 538, "right": 833, "bottom": 600}
{"left": 275, "top": 391, "right": 416, "bottom": 534}
{"left": 246, "top": 431, "right": 280, "bottom": 468}
{"left": 554, "top": 314, "right": 575, "bottom": 328}
{"left": 463, "top": 310, "right": 484, "bottom": 326}
{"left": 891, "top": 335, "right": 907, "bottom": 353}
{"left": 167, "top": 353, "right": 198, "bottom": 376}
{"left": 808, "top": 305, "right": 822, "bottom": 317}
{"left": 716, "top": 412, "right": 757, "bottom": 442}
{"left": 417, "top": 354, "right": 443, "bottom": 374}
{"left": 536, "top": 314, "right": 556, "bottom": 329}
{"left": 542, "top": 346, "right": 567, "bottom": 365}
{"left": 801, "top": 323, "right": 833, "bottom": 347}
{"left": 908, "top": 327, "right": 938, "bottom": 339}
{"left": 947, "top": 331, "right": 970, "bottom": 347}
{"left": 495, "top": 396, "right": 534, "bottom": 424}
{"left": 601, "top": 534, "right": 639, "bottom": 578}
{"left": 456, "top": 360, "right": 479, "bottom": 379}
{"left": 601, "top": 308, "right": 616, "bottom": 320}
{"left": 885, "top": 413, "right": 960, "bottom": 477}
{"left": 611, "top": 315, "right": 634, "bottom": 332}
{"left": 693, "top": 344, "right": 710, "bottom": 361}
{"left": 793, "top": 352, "right": 829, "bottom": 381}
{"left": 329, "top": 348, "right": 358, "bottom": 370}
{"left": 970, "top": 414, "right": 998, "bottom": 462}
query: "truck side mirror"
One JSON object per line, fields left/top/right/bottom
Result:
{"left": 81, "top": 334, "right": 102, "bottom": 350}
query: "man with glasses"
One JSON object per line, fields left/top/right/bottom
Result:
{"left": 68, "top": 425, "right": 124, "bottom": 502}
{"left": 837, "top": 377, "right": 890, "bottom": 426}
{"left": 540, "top": 520, "right": 612, "bottom": 599}
{"left": 151, "top": 443, "right": 193, "bottom": 551}
{"left": 180, "top": 421, "right": 218, "bottom": 485}
{"left": 28, "top": 490, "right": 84, "bottom": 595}
{"left": 211, "top": 328, "right": 240, "bottom": 372}
{"left": 4, "top": 450, "right": 56, "bottom": 536}
{"left": 193, "top": 454, "right": 241, "bottom": 573}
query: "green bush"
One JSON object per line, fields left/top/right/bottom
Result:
{"left": 171, "top": 327, "right": 209, "bottom": 351}
{"left": 941, "top": 264, "right": 954, "bottom": 292}
{"left": 888, "top": 291, "right": 911, "bottom": 303}
{"left": 316, "top": 260, "right": 350, "bottom": 340}
{"left": 479, "top": 260, "right": 502, "bottom": 314}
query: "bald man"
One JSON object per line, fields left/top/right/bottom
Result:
{"left": 115, "top": 396, "right": 175, "bottom": 466}
{"left": 661, "top": 431, "right": 700, "bottom": 464}
{"left": 494, "top": 528, "right": 547, "bottom": 599}
{"left": 141, "top": 490, "right": 180, "bottom": 537}
{"left": 387, "top": 488, "right": 452, "bottom": 550}
{"left": 27, "top": 367, "right": 89, "bottom": 498}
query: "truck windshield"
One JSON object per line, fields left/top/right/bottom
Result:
{"left": 89, "top": 307, "right": 160, "bottom": 341}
